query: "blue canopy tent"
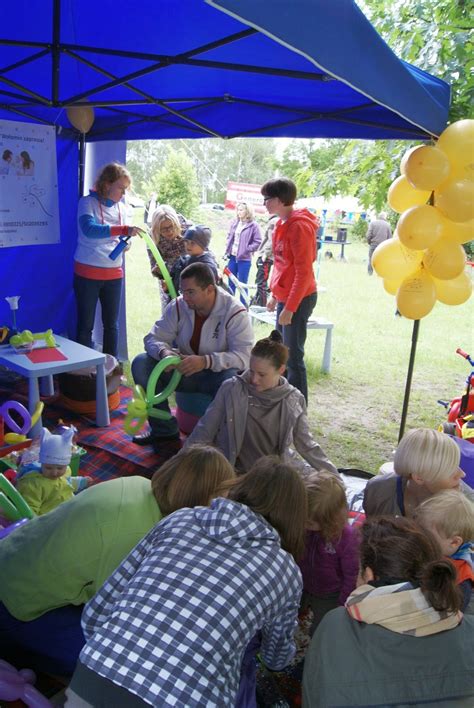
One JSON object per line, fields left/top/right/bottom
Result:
{"left": 0, "top": 0, "right": 450, "bottom": 339}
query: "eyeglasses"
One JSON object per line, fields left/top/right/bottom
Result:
{"left": 263, "top": 196, "right": 274, "bottom": 204}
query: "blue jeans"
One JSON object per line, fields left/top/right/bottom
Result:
{"left": 132, "top": 353, "right": 237, "bottom": 437}
{"left": 277, "top": 291, "right": 317, "bottom": 403}
{"left": 227, "top": 256, "right": 252, "bottom": 301}
{"left": 73, "top": 274, "right": 122, "bottom": 357}
{"left": 0, "top": 600, "right": 84, "bottom": 677}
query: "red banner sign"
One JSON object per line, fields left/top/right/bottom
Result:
{"left": 225, "top": 181, "right": 266, "bottom": 214}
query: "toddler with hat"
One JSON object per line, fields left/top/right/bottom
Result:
{"left": 16, "top": 427, "right": 91, "bottom": 516}
{"left": 170, "top": 224, "right": 219, "bottom": 293}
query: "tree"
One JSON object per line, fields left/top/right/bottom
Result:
{"left": 149, "top": 149, "right": 199, "bottom": 216}
{"left": 179, "top": 138, "right": 278, "bottom": 203}
{"left": 127, "top": 137, "right": 279, "bottom": 205}
{"left": 276, "top": 0, "right": 473, "bottom": 212}
{"left": 126, "top": 140, "right": 168, "bottom": 197}
{"left": 360, "top": 0, "right": 473, "bottom": 123}
{"left": 277, "top": 140, "right": 349, "bottom": 198}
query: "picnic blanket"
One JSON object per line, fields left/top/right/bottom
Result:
{"left": 0, "top": 381, "right": 180, "bottom": 483}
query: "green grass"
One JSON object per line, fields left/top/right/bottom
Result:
{"left": 126, "top": 208, "right": 473, "bottom": 474}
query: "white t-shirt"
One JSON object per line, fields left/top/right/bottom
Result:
{"left": 231, "top": 221, "right": 245, "bottom": 257}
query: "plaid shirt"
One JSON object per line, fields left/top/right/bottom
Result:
{"left": 80, "top": 498, "right": 302, "bottom": 707}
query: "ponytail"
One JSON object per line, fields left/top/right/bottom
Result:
{"left": 360, "top": 517, "right": 462, "bottom": 613}
{"left": 419, "top": 559, "right": 461, "bottom": 614}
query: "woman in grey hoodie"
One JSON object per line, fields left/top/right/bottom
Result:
{"left": 184, "top": 331, "right": 337, "bottom": 475}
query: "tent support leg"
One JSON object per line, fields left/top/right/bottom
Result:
{"left": 78, "top": 133, "right": 86, "bottom": 198}
{"left": 398, "top": 319, "right": 420, "bottom": 442}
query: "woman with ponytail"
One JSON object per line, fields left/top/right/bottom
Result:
{"left": 183, "top": 331, "right": 337, "bottom": 475}
{"left": 303, "top": 517, "right": 474, "bottom": 707}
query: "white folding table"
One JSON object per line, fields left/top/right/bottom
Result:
{"left": 248, "top": 306, "right": 334, "bottom": 374}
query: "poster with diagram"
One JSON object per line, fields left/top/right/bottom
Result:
{"left": 0, "top": 118, "right": 60, "bottom": 248}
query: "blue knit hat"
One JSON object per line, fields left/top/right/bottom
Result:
{"left": 183, "top": 225, "right": 211, "bottom": 250}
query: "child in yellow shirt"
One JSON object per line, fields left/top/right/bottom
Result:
{"left": 16, "top": 427, "right": 91, "bottom": 515}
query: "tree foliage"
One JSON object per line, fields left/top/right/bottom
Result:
{"left": 127, "top": 138, "right": 277, "bottom": 203}
{"left": 361, "top": 0, "right": 473, "bottom": 123}
{"left": 180, "top": 138, "right": 277, "bottom": 203}
{"left": 126, "top": 140, "right": 167, "bottom": 197}
{"left": 276, "top": 0, "right": 473, "bottom": 212}
{"left": 147, "top": 150, "right": 199, "bottom": 216}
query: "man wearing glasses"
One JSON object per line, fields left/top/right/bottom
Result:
{"left": 131, "top": 262, "right": 254, "bottom": 453}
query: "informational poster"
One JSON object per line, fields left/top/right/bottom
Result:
{"left": 0, "top": 118, "right": 60, "bottom": 248}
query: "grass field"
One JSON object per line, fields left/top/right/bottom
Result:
{"left": 125, "top": 207, "right": 473, "bottom": 474}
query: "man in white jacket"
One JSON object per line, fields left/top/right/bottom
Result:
{"left": 132, "top": 263, "right": 254, "bottom": 451}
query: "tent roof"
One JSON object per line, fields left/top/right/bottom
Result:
{"left": 0, "top": 0, "right": 450, "bottom": 142}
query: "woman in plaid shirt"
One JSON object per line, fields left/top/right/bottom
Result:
{"left": 148, "top": 205, "right": 186, "bottom": 308}
{"left": 67, "top": 458, "right": 307, "bottom": 707}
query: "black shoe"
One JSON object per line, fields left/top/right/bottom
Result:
{"left": 132, "top": 432, "right": 154, "bottom": 446}
{"left": 151, "top": 434, "right": 181, "bottom": 454}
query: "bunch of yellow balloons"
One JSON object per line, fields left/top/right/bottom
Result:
{"left": 372, "top": 119, "right": 473, "bottom": 319}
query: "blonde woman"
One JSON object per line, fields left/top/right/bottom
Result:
{"left": 74, "top": 162, "right": 143, "bottom": 356}
{"left": 148, "top": 204, "right": 186, "bottom": 306}
{"left": 225, "top": 201, "right": 262, "bottom": 293}
{"left": 363, "top": 428, "right": 474, "bottom": 518}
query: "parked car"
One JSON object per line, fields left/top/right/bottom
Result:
{"left": 199, "top": 203, "right": 225, "bottom": 211}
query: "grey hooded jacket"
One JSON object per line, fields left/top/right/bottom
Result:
{"left": 184, "top": 371, "right": 337, "bottom": 475}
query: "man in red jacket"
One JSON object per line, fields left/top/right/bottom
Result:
{"left": 261, "top": 178, "right": 319, "bottom": 402}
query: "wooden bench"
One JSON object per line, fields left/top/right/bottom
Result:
{"left": 248, "top": 306, "right": 334, "bottom": 374}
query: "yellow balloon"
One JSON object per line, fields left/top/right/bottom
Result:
{"left": 29, "top": 401, "right": 44, "bottom": 428}
{"left": 437, "top": 119, "right": 474, "bottom": 182}
{"left": 397, "top": 205, "right": 444, "bottom": 251}
{"left": 387, "top": 176, "right": 431, "bottom": 214}
{"left": 400, "top": 145, "right": 421, "bottom": 176}
{"left": 423, "top": 239, "right": 466, "bottom": 280}
{"left": 67, "top": 106, "right": 95, "bottom": 133}
{"left": 405, "top": 146, "right": 450, "bottom": 191}
{"left": 435, "top": 179, "right": 474, "bottom": 223}
{"left": 442, "top": 218, "right": 474, "bottom": 245}
{"left": 433, "top": 271, "right": 472, "bottom": 306}
{"left": 396, "top": 269, "right": 436, "bottom": 319}
{"left": 4, "top": 433, "right": 28, "bottom": 444}
{"left": 383, "top": 278, "right": 402, "bottom": 295}
{"left": 372, "top": 237, "right": 423, "bottom": 280}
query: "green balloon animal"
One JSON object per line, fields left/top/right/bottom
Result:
{"left": 124, "top": 356, "right": 182, "bottom": 436}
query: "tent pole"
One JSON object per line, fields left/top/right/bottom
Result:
{"left": 78, "top": 134, "right": 86, "bottom": 198}
{"left": 52, "top": 0, "right": 61, "bottom": 104}
{"left": 398, "top": 319, "right": 420, "bottom": 442}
